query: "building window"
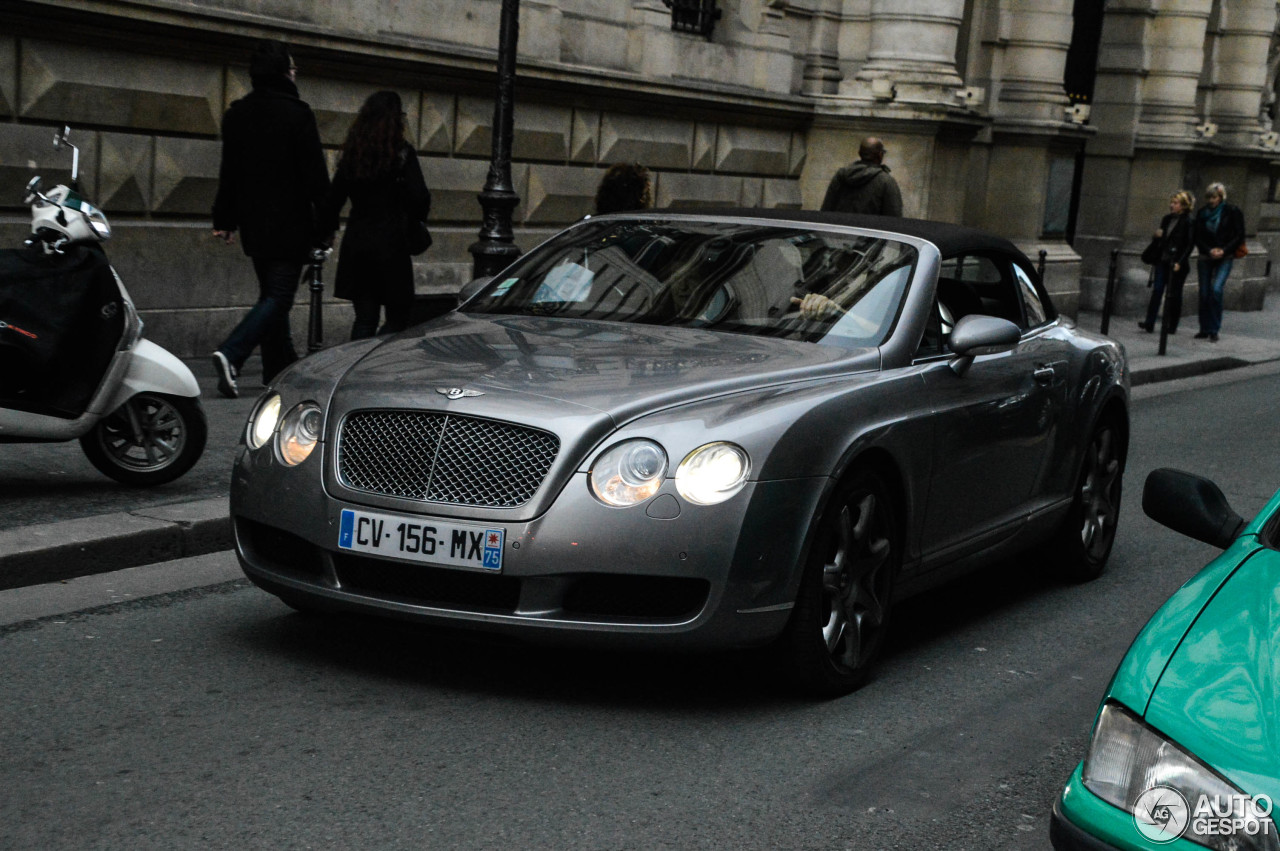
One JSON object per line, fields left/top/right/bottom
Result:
{"left": 1043, "top": 155, "right": 1076, "bottom": 237}
{"left": 663, "top": 0, "right": 721, "bottom": 40}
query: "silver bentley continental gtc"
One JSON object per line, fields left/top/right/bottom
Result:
{"left": 231, "top": 211, "right": 1128, "bottom": 696}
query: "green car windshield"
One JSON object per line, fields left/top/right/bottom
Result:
{"left": 462, "top": 219, "right": 918, "bottom": 348}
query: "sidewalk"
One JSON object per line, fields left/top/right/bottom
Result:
{"left": 1079, "top": 295, "right": 1280, "bottom": 386}
{"left": 4, "top": 302, "right": 1280, "bottom": 592}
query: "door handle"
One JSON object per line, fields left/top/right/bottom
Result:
{"left": 1033, "top": 365, "right": 1055, "bottom": 383}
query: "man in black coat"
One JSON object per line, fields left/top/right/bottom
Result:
{"left": 819, "top": 137, "right": 904, "bottom": 217}
{"left": 210, "top": 39, "right": 329, "bottom": 397}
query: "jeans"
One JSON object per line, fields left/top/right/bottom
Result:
{"left": 218, "top": 257, "right": 302, "bottom": 382}
{"left": 350, "top": 296, "right": 413, "bottom": 341}
{"left": 1196, "top": 256, "right": 1233, "bottom": 336}
{"left": 1144, "top": 262, "right": 1188, "bottom": 332}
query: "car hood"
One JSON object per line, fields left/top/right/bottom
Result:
{"left": 332, "top": 311, "right": 877, "bottom": 423}
{"left": 1144, "top": 544, "right": 1280, "bottom": 803}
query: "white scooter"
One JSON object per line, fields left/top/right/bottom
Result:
{"left": 0, "top": 126, "right": 206, "bottom": 486}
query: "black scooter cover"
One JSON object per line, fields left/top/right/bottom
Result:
{"left": 0, "top": 244, "right": 125, "bottom": 418}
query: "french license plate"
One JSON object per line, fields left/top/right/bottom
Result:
{"left": 337, "top": 509, "right": 504, "bottom": 571}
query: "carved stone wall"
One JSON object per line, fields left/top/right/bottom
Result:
{"left": 0, "top": 1, "right": 815, "bottom": 354}
{"left": 1, "top": 0, "right": 1277, "bottom": 356}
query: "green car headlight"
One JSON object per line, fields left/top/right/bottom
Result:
{"left": 589, "top": 439, "right": 668, "bottom": 506}
{"left": 275, "top": 402, "right": 324, "bottom": 467}
{"left": 675, "top": 442, "right": 750, "bottom": 505}
{"left": 1082, "top": 702, "right": 1278, "bottom": 850}
{"left": 246, "top": 393, "right": 282, "bottom": 450}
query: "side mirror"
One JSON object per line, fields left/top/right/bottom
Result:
{"left": 53, "top": 125, "right": 80, "bottom": 186}
{"left": 458, "top": 276, "right": 493, "bottom": 306}
{"left": 948, "top": 314, "right": 1021, "bottom": 376}
{"left": 1142, "top": 468, "right": 1245, "bottom": 549}
{"left": 23, "top": 175, "right": 43, "bottom": 204}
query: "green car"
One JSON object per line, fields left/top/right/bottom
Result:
{"left": 1052, "top": 469, "right": 1280, "bottom": 851}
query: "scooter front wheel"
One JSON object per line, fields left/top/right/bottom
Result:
{"left": 79, "top": 392, "right": 208, "bottom": 486}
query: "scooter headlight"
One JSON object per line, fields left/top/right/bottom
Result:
{"left": 246, "top": 393, "right": 282, "bottom": 450}
{"left": 82, "top": 204, "right": 111, "bottom": 240}
{"left": 276, "top": 402, "right": 324, "bottom": 467}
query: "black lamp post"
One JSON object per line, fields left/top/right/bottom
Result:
{"left": 469, "top": 0, "right": 523, "bottom": 279}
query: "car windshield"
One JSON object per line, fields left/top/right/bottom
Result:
{"left": 462, "top": 219, "right": 919, "bottom": 348}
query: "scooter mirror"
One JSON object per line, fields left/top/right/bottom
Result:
{"left": 23, "top": 175, "right": 46, "bottom": 206}
{"left": 53, "top": 127, "right": 80, "bottom": 186}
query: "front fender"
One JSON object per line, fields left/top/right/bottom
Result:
{"left": 94, "top": 338, "right": 200, "bottom": 414}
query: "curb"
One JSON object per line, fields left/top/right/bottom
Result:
{"left": 1129, "top": 355, "right": 1252, "bottom": 387}
{"left": 0, "top": 497, "right": 232, "bottom": 591}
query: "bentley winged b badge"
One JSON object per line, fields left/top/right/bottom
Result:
{"left": 437, "top": 387, "right": 485, "bottom": 400}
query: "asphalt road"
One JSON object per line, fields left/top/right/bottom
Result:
{"left": 2, "top": 370, "right": 1278, "bottom": 850}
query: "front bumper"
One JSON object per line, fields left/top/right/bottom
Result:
{"left": 1052, "top": 795, "right": 1124, "bottom": 851}
{"left": 1053, "top": 764, "right": 1205, "bottom": 851}
{"left": 231, "top": 444, "right": 827, "bottom": 650}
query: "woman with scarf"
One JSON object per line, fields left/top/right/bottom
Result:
{"left": 321, "top": 90, "right": 432, "bottom": 340}
{"left": 1193, "top": 182, "right": 1245, "bottom": 342}
{"left": 1138, "top": 190, "right": 1195, "bottom": 334}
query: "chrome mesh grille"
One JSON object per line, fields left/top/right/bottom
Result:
{"left": 337, "top": 410, "right": 560, "bottom": 507}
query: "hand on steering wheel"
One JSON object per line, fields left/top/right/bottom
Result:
{"left": 790, "top": 293, "right": 845, "bottom": 320}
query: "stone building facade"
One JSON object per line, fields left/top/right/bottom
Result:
{"left": 0, "top": 0, "right": 1276, "bottom": 357}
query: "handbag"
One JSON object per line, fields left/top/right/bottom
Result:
{"left": 1140, "top": 237, "right": 1161, "bottom": 265}
{"left": 395, "top": 148, "right": 432, "bottom": 256}
{"left": 1234, "top": 238, "right": 1248, "bottom": 259}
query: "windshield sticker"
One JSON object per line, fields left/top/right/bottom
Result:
{"left": 492, "top": 278, "right": 519, "bottom": 297}
{"left": 533, "top": 262, "right": 595, "bottom": 304}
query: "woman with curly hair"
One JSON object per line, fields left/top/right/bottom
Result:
{"left": 321, "top": 90, "right": 431, "bottom": 339}
{"left": 595, "top": 163, "right": 652, "bottom": 214}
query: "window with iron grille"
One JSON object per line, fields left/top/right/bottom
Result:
{"left": 662, "top": 0, "right": 721, "bottom": 40}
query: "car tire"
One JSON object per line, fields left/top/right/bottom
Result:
{"left": 1053, "top": 413, "right": 1126, "bottom": 583}
{"left": 782, "top": 469, "right": 899, "bottom": 698}
{"left": 79, "top": 393, "right": 208, "bottom": 487}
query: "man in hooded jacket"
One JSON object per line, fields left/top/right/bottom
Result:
{"left": 210, "top": 39, "right": 330, "bottom": 398}
{"left": 819, "top": 137, "right": 903, "bottom": 217}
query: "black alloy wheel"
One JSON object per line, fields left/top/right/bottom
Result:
{"left": 1054, "top": 414, "right": 1125, "bottom": 582}
{"left": 784, "top": 469, "right": 899, "bottom": 697}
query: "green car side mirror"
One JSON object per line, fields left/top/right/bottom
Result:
{"left": 1142, "top": 468, "right": 1245, "bottom": 549}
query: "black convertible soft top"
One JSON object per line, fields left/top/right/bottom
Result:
{"left": 631, "top": 208, "right": 1030, "bottom": 264}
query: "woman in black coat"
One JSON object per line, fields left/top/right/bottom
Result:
{"left": 1139, "top": 190, "right": 1194, "bottom": 334}
{"left": 321, "top": 91, "right": 431, "bottom": 339}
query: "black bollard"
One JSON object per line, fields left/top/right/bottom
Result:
{"left": 306, "top": 247, "right": 330, "bottom": 354}
{"left": 1037, "top": 248, "right": 1047, "bottom": 284}
{"left": 1100, "top": 247, "right": 1119, "bottom": 336}
{"left": 1157, "top": 265, "right": 1171, "bottom": 356}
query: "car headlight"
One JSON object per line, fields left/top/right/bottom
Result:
{"left": 676, "top": 442, "right": 750, "bottom": 505}
{"left": 246, "top": 393, "right": 282, "bottom": 450}
{"left": 589, "top": 440, "right": 667, "bottom": 506}
{"left": 1082, "top": 702, "right": 1278, "bottom": 850}
{"left": 276, "top": 402, "right": 324, "bottom": 467}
